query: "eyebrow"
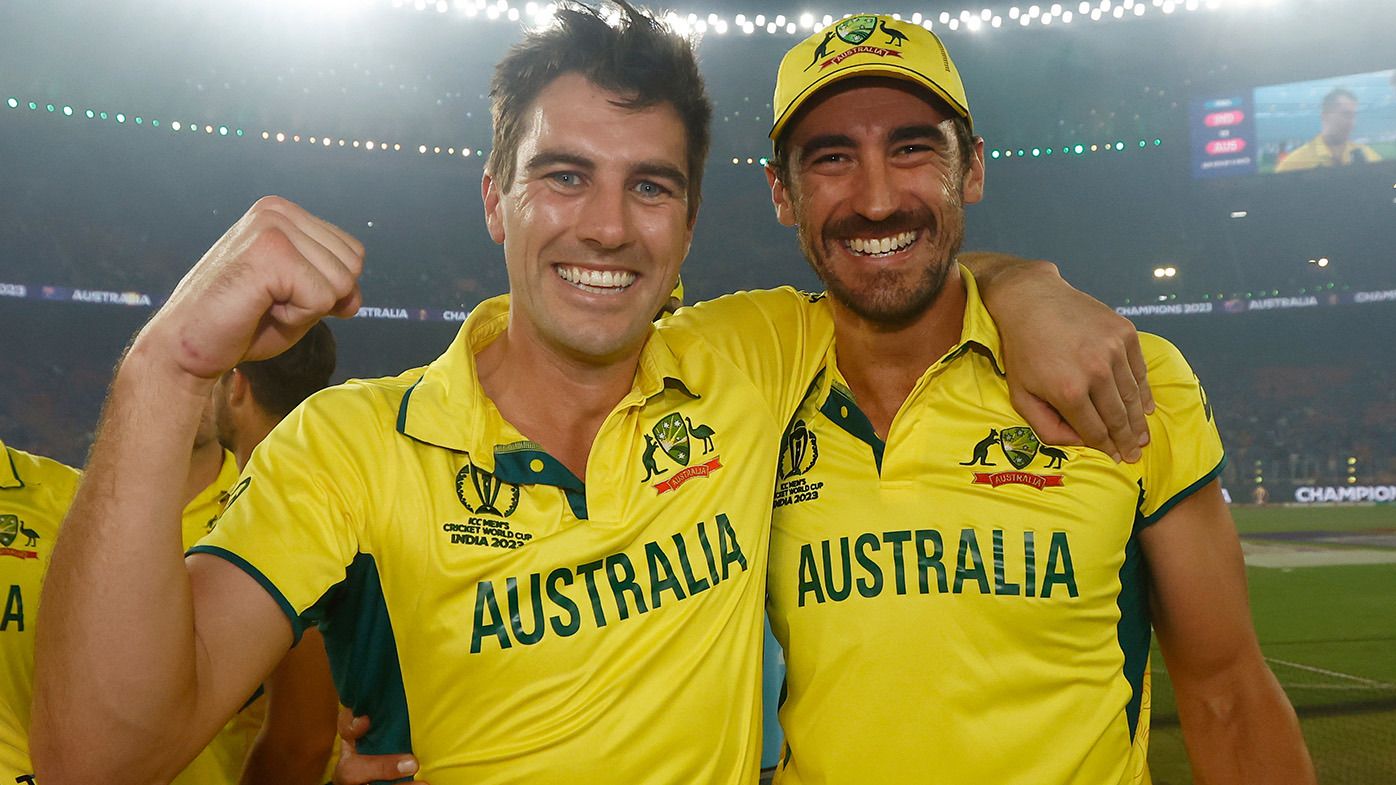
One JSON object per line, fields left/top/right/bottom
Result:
{"left": 799, "top": 124, "right": 953, "bottom": 163}
{"left": 524, "top": 151, "right": 689, "bottom": 192}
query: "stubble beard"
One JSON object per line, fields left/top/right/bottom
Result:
{"left": 795, "top": 199, "right": 966, "bottom": 329}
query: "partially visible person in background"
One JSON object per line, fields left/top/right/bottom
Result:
{"left": 0, "top": 438, "right": 80, "bottom": 785}
{"left": 1275, "top": 87, "right": 1382, "bottom": 171}
{"left": 212, "top": 321, "right": 341, "bottom": 785}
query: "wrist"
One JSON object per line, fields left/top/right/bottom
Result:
{"left": 120, "top": 332, "right": 222, "bottom": 404}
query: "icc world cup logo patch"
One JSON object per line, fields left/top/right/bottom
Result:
{"left": 456, "top": 461, "right": 520, "bottom": 518}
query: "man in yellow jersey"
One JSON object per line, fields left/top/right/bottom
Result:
{"left": 211, "top": 321, "right": 342, "bottom": 785}
{"left": 34, "top": 4, "right": 1151, "bottom": 784}
{"left": 760, "top": 16, "right": 1314, "bottom": 784}
{"left": 1274, "top": 87, "right": 1382, "bottom": 172}
{"left": 0, "top": 438, "right": 80, "bottom": 784}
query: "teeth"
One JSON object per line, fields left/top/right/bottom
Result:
{"left": 845, "top": 231, "right": 917, "bottom": 256}
{"left": 556, "top": 265, "right": 637, "bottom": 292}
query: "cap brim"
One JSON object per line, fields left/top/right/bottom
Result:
{"left": 770, "top": 63, "right": 972, "bottom": 142}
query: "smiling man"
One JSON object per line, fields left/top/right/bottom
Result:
{"left": 761, "top": 16, "right": 1315, "bottom": 784}
{"left": 35, "top": 5, "right": 1152, "bottom": 785}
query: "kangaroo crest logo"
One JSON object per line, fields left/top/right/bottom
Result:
{"left": 836, "top": 15, "right": 877, "bottom": 44}
{"left": 0, "top": 513, "right": 40, "bottom": 557}
{"left": 780, "top": 419, "right": 819, "bottom": 479}
{"left": 998, "top": 426, "right": 1041, "bottom": 470}
{"left": 652, "top": 413, "right": 691, "bottom": 466}
{"left": 0, "top": 514, "right": 16, "bottom": 547}
{"left": 456, "top": 461, "right": 519, "bottom": 518}
{"left": 642, "top": 412, "right": 722, "bottom": 493}
{"left": 962, "top": 426, "right": 1068, "bottom": 490}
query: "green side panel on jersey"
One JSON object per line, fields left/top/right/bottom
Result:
{"left": 307, "top": 553, "right": 413, "bottom": 783}
{"left": 1117, "top": 503, "right": 1151, "bottom": 741}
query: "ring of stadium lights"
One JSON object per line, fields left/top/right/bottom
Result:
{"left": 3, "top": 96, "right": 487, "bottom": 162}
{"left": 379, "top": 0, "right": 1245, "bottom": 36}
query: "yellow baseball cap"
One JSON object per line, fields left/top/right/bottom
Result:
{"left": 770, "top": 14, "right": 972, "bottom": 144}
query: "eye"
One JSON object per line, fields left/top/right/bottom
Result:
{"left": 548, "top": 171, "right": 583, "bottom": 187}
{"left": 634, "top": 180, "right": 674, "bottom": 199}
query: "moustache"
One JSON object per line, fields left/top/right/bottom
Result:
{"left": 822, "top": 209, "right": 935, "bottom": 244}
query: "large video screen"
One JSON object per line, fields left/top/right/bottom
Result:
{"left": 1192, "top": 68, "right": 1396, "bottom": 178}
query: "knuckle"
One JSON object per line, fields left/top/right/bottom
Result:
{"left": 251, "top": 194, "right": 290, "bottom": 213}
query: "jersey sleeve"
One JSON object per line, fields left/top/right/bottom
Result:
{"left": 660, "top": 287, "right": 834, "bottom": 424}
{"left": 1136, "top": 333, "right": 1226, "bottom": 524}
{"left": 190, "top": 384, "right": 384, "bottom": 644}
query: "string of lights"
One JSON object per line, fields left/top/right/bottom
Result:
{"left": 3, "top": 96, "right": 485, "bottom": 161}
{"left": 373, "top": 0, "right": 1270, "bottom": 36}
{"left": 6, "top": 95, "right": 1170, "bottom": 167}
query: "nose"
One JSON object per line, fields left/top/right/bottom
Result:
{"left": 849, "top": 156, "right": 899, "bottom": 222}
{"left": 576, "top": 181, "right": 630, "bottom": 249}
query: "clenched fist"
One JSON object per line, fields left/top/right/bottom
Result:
{"left": 137, "top": 196, "right": 364, "bottom": 380}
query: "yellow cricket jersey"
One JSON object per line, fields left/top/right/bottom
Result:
{"left": 767, "top": 270, "right": 1225, "bottom": 785}
{"left": 175, "top": 449, "right": 265, "bottom": 785}
{"left": 0, "top": 439, "right": 81, "bottom": 782}
{"left": 1274, "top": 135, "right": 1382, "bottom": 171}
{"left": 193, "top": 291, "right": 831, "bottom": 784}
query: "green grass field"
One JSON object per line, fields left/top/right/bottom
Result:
{"left": 1148, "top": 505, "right": 1396, "bottom": 784}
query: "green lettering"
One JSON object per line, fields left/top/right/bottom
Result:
{"left": 822, "top": 537, "right": 853, "bottom": 601}
{"left": 576, "top": 559, "right": 608, "bottom": 628}
{"left": 506, "top": 574, "right": 545, "bottom": 646}
{"left": 992, "top": 530, "right": 1021, "bottom": 596}
{"left": 696, "top": 520, "right": 721, "bottom": 585}
{"left": 672, "top": 531, "right": 711, "bottom": 596}
{"left": 470, "top": 581, "right": 511, "bottom": 653}
{"left": 605, "top": 553, "right": 648, "bottom": 620}
{"left": 1024, "top": 531, "right": 1037, "bottom": 598}
{"left": 716, "top": 514, "right": 748, "bottom": 579}
{"left": 796, "top": 543, "right": 825, "bottom": 607}
{"left": 546, "top": 567, "right": 580, "bottom": 637}
{"left": 1042, "top": 531, "right": 1079, "bottom": 598}
{"left": 915, "top": 530, "right": 947, "bottom": 593}
{"left": 882, "top": 530, "right": 911, "bottom": 595}
{"left": 1, "top": 586, "right": 23, "bottom": 632}
{"left": 953, "top": 529, "right": 990, "bottom": 595}
{"left": 645, "top": 540, "right": 687, "bottom": 609}
{"left": 854, "top": 532, "right": 883, "bottom": 598}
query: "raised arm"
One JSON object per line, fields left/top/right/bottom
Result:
{"left": 31, "top": 196, "right": 364, "bottom": 785}
{"left": 1141, "top": 481, "right": 1316, "bottom": 784}
{"left": 964, "top": 252, "right": 1153, "bottom": 463}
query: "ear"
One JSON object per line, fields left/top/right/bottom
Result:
{"left": 482, "top": 171, "right": 505, "bottom": 244}
{"left": 962, "top": 137, "right": 986, "bottom": 205}
{"left": 765, "top": 163, "right": 798, "bottom": 227}
{"left": 227, "top": 369, "right": 251, "bottom": 408}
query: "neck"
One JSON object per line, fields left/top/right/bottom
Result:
{"left": 1321, "top": 132, "right": 1348, "bottom": 151}
{"left": 831, "top": 266, "right": 967, "bottom": 438}
{"left": 231, "top": 413, "right": 278, "bottom": 471}
{"left": 476, "top": 327, "right": 645, "bottom": 480}
{"left": 183, "top": 439, "right": 225, "bottom": 507}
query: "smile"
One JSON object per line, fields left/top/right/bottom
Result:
{"left": 843, "top": 230, "right": 918, "bottom": 257}
{"left": 555, "top": 265, "right": 637, "bottom": 294}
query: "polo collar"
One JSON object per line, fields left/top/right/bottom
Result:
{"left": 395, "top": 294, "right": 697, "bottom": 472}
{"left": 0, "top": 438, "right": 21, "bottom": 489}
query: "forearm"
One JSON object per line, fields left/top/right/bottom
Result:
{"left": 1175, "top": 666, "right": 1316, "bottom": 785}
{"left": 239, "top": 630, "right": 339, "bottom": 785}
{"left": 239, "top": 728, "right": 336, "bottom": 785}
{"left": 958, "top": 251, "right": 1061, "bottom": 294}
{"left": 32, "top": 338, "right": 218, "bottom": 783}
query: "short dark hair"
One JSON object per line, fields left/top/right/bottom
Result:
{"left": 486, "top": 1, "right": 712, "bottom": 221}
{"left": 237, "top": 321, "right": 337, "bottom": 418}
{"left": 770, "top": 82, "right": 975, "bottom": 190}
{"left": 1322, "top": 88, "right": 1358, "bottom": 113}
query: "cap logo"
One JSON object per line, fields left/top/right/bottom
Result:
{"left": 835, "top": 15, "right": 877, "bottom": 45}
